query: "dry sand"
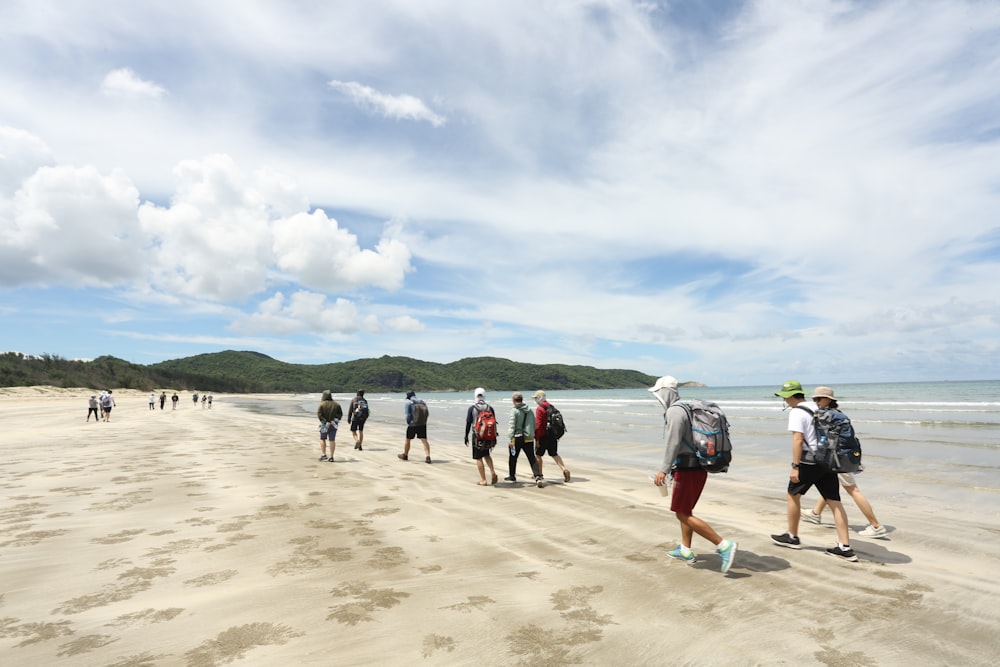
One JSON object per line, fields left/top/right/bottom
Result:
{"left": 1, "top": 388, "right": 998, "bottom": 666}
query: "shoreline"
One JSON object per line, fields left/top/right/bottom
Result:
{"left": 1, "top": 390, "right": 998, "bottom": 664}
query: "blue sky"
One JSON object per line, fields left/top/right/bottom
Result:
{"left": 2, "top": 0, "right": 999, "bottom": 386}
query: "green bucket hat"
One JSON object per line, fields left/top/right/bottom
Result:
{"left": 774, "top": 380, "right": 805, "bottom": 398}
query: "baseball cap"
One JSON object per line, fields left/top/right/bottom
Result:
{"left": 648, "top": 376, "right": 678, "bottom": 392}
{"left": 405, "top": 390, "right": 416, "bottom": 399}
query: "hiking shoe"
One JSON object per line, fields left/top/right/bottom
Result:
{"left": 425, "top": 456, "right": 432, "bottom": 464}
{"left": 666, "top": 546, "right": 696, "bottom": 565}
{"left": 770, "top": 533, "right": 802, "bottom": 549}
{"left": 504, "top": 476, "right": 517, "bottom": 482}
{"left": 826, "top": 546, "right": 859, "bottom": 562}
{"left": 859, "top": 524, "right": 887, "bottom": 538}
{"left": 802, "top": 510, "right": 822, "bottom": 525}
{"left": 318, "top": 454, "right": 328, "bottom": 461}
{"left": 397, "top": 453, "right": 408, "bottom": 461}
{"left": 327, "top": 457, "right": 334, "bottom": 462}
{"left": 535, "top": 477, "right": 544, "bottom": 488}
{"left": 563, "top": 469, "right": 571, "bottom": 482}
{"left": 717, "top": 540, "right": 738, "bottom": 574}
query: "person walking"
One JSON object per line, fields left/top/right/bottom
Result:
{"left": 148, "top": 392, "right": 156, "bottom": 411}
{"left": 770, "top": 380, "right": 859, "bottom": 561}
{"left": 532, "top": 390, "right": 570, "bottom": 483}
{"left": 317, "top": 390, "right": 343, "bottom": 462}
{"left": 506, "top": 391, "right": 542, "bottom": 486}
{"left": 649, "top": 376, "right": 738, "bottom": 573}
{"left": 399, "top": 390, "right": 432, "bottom": 463}
{"left": 100, "top": 390, "right": 115, "bottom": 422}
{"left": 159, "top": 391, "right": 167, "bottom": 410}
{"left": 803, "top": 386, "right": 887, "bottom": 538}
{"left": 347, "top": 389, "right": 369, "bottom": 451}
{"left": 171, "top": 392, "right": 179, "bottom": 410}
{"left": 464, "top": 388, "right": 499, "bottom": 485}
{"left": 87, "top": 394, "right": 100, "bottom": 422}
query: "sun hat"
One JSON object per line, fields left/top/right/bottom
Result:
{"left": 774, "top": 380, "right": 805, "bottom": 398}
{"left": 811, "top": 386, "right": 836, "bottom": 400}
{"left": 648, "top": 376, "right": 678, "bottom": 392}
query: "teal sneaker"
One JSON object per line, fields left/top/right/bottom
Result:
{"left": 716, "top": 540, "right": 738, "bottom": 574}
{"left": 666, "top": 546, "right": 696, "bottom": 565}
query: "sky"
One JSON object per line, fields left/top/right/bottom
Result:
{"left": 2, "top": 0, "right": 1000, "bottom": 387}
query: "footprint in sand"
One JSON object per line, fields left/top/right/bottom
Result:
{"left": 326, "top": 582, "right": 410, "bottom": 625}
{"left": 183, "top": 622, "right": 302, "bottom": 665}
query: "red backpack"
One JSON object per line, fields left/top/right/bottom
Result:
{"left": 474, "top": 404, "right": 497, "bottom": 442}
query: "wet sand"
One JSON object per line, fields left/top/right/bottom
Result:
{"left": 1, "top": 388, "right": 998, "bottom": 666}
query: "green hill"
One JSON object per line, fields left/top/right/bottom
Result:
{"left": 0, "top": 350, "right": 667, "bottom": 393}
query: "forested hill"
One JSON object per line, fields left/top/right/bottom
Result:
{"left": 0, "top": 350, "right": 670, "bottom": 393}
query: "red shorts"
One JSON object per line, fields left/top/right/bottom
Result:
{"left": 671, "top": 468, "right": 708, "bottom": 515}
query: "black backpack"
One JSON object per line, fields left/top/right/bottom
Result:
{"left": 545, "top": 403, "right": 567, "bottom": 440}
{"left": 353, "top": 397, "right": 369, "bottom": 420}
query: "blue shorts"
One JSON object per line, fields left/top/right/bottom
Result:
{"left": 319, "top": 422, "right": 338, "bottom": 441}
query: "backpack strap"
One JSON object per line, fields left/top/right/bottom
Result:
{"left": 673, "top": 402, "right": 702, "bottom": 467}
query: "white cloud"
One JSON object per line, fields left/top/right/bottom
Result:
{"left": 232, "top": 290, "right": 360, "bottom": 335}
{"left": 328, "top": 80, "right": 446, "bottom": 127}
{"left": 385, "top": 315, "right": 425, "bottom": 333}
{"left": 0, "top": 164, "right": 145, "bottom": 286}
{"left": 100, "top": 68, "right": 167, "bottom": 99}
{"left": 272, "top": 211, "right": 411, "bottom": 291}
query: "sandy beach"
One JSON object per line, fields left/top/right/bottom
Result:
{"left": 1, "top": 388, "right": 998, "bottom": 666}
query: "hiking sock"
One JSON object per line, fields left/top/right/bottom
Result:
{"left": 839, "top": 542, "right": 850, "bottom": 550}
{"left": 715, "top": 539, "right": 730, "bottom": 551}
{"left": 679, "top": 545, "right": 693, "bottom": 556}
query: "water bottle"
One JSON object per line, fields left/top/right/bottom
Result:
{"left": 706, "top": 440, "right": 716, "bottom": 456}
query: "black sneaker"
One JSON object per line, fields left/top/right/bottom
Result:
{"left": 770, "top": 533, "right": 802, "bottom": 549}
{"left": 826, "top": 546, "right": 859, "bottom": 562}
{"left": 397, "top": 453, "right": 408, "bottom": 461}
{"left": 425, "top": 456, "right": 432, "bottom": 464}
{"left": 318, "top": 454, "right": 328, "bottom": 461}
{"left": 504, "top": 476, "right": 516, "bottom": 482}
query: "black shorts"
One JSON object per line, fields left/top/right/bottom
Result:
{"left": 535, "top": 435, "right": 558, "bottom": 457}
{"left": 406, "top": 424, "right": 427, "bottom": 440}
{"left": 350, "top": 418, "right": 366, "bottom": 432}
{"left": 787, "top": 463, "right": 841, "bottom": 501}
{"left": 472, "top": 442, "right": 494, "bottom": 460}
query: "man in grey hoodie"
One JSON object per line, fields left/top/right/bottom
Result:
{"left": 650, "top": 375, "right": 738, "bottom": 574}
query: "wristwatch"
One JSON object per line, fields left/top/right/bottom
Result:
{"left": 790, "top": 462, "right": 800, "bottom": 469}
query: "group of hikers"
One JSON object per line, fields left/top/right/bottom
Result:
{"left": 315, "top": 387, "right": 571, "bottom": 488}
{"left": 88, "top": 390, "right": 212, "bottom": 420}
{"left": 314, "top": 377, "right": 887, "bottom": 575}
{"left": 650, "top": 376, "right": 887, "bottom": 576}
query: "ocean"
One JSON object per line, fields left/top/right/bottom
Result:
{"left": 228, "top": 380, "right": 1000, "bottom": 523}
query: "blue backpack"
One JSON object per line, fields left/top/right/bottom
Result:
{"left": 796, "top": 406, "right": 863, "bottom": 473}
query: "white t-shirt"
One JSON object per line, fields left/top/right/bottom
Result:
{"left": 787, "top": 400, "right": 819, "bottom": 452}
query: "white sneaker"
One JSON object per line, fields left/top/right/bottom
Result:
{"left": 802, "top": 510, "right": 822, "bottom": 525}
{"left": 858, "top": 524, "right": 887, "bottom": 538}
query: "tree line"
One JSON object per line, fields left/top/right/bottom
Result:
{"left": 0, "top": 350, "right": 664, "bottom": 393}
